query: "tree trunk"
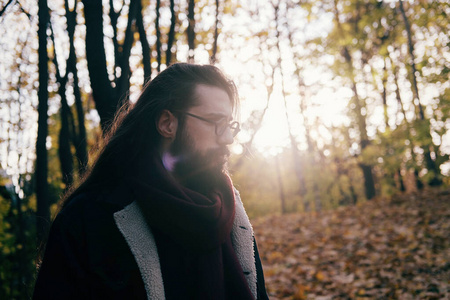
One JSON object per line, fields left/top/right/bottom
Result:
{"left": 381, "top": 59, "right": 389, "bottom": 130}
{"left": 50, "top": 21, "right": 74, "bottom": 188}
{"left": 83, "top": 0, "right": 138, "bottom": 133}
{"left": 136, "top": 0, "right": 152, "bottom": 83}
{"left": 71, "top": 66, "right": 88, "bottom": 175}
{"left": 155, "top": 0, "right": 162, "bottom": 72}
{"left": 232, "top": 21, "right": 276, "bottom": 170}
{"left": 109, "top": 0, "right": 120, "bottom": 77}
{"left": 397, "top": 169, "right": 406, "bottom": 192}
{"left": 398, "top": 0, "right": 424, "bottom": 120}
{"left": 58, "top": 88, "right": 74, "bottom": 187}
{"left": 232, "top": 65, "right": 274, "bottom": 170}
{"left": 0, "top": 0, "right": 14, "bottom": 17}
{"left": 14, "top": 187, "right": 26, "bottom": 292}
{"left": 210, "top": 0, "right": 219, "bottom": 64}
{"left": 166, "top": 0, "right": 176, "bottom": 66}
{"left": 349, "top": 180, "right": 358, "bottom": 205}
{"left": 285, "top": 17, "right": 309, "bottom": 198}
{"left": 55, "top": 0, "right": 88, "bottom": 176}
{"left": 378, "top": 58, "right": 400, "bottom": 190}
{"left": 333, "top": 0, "right": 376, "bottom": 200}
{"left": 398, "top": 0, "right": 441, "bottom": 186}
{"left": 390, "top": 55, "right": 422, "bottom": 190}
{"left": 82, "top": 0, "right": 117, "bottom": 132}
{"left": 187, "top": 0, "right": 195, "bottom": 62}
{"left": 275, "top": 155, "right": 287, "bottom": 214}
{"left": 348, "top": 58, "right": 376, "bottom": 200}
{"left": 391, "top": 60, "right": 408, "bottom": 123}
{"left": 116, "top": 0, "right": 138, "bottom": 103}
{"left": 273, "top": 3, "right": 306, "bottom": 205}
{"left": 36, "top": 0, "right": 50, "bottom": 245}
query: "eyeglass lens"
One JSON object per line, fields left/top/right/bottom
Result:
{"left": 217, "top": 121, "right": 240, "bottom": 137}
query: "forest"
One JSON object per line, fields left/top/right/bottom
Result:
{"left": 0, "top": 0, "right": 449, "bottom": 298}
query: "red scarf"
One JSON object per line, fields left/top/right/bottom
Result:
{"left": 128, "top": 154, "right": 254, "bottom": 299}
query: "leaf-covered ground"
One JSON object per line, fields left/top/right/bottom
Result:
{"left": 252, "top": 188, "right": 450, "bottom": 299}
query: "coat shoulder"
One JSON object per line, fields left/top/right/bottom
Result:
{"left": 59, "top": 185, "right": 135, "bottom": 222}
{"left": 35, "top": 188, "right": 146, "bottom": 299}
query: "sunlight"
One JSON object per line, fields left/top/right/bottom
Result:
{"left": 254, "top": 93, "right": 291, "bottom": 149}
{"left": 222, "top": 63, "right": 351, "bottom": 156}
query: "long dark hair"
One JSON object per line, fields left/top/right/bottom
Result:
{"left": 61, "top": 63, "right": 238, "bottom": 208}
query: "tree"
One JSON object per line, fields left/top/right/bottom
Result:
{"left": 82, "top": 0, "right": 138, "bottom": 132}
{"left": 398, "top": 0, "right": 442, "bottom": 186}
{"left": 65, "top": 0, "right": 88, "bottom": 176}
{"left": 272, "top": 1, "right": 309, "bottom": 209}
{"left": 330, "top": 0, "right": 376, "bottom": 199}
{"left": 166, "top": 0, "right": 177, "bottom": 66}
{"left": 36, "top": 0, "right": 50, "bottom": 245}
{"left": 136, "top": 0, "right": 152, "bottom": 82}
{"left": 210, "top": 0, "right": 220, "bottom": 64}
{"left": 187, "top": 0, "right": 196, "bottom": 62}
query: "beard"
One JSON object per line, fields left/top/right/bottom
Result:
{"left": 168, "top": 126, "right": 231, "bottom": 196}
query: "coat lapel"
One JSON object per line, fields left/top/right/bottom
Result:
{"left": 114, "top": 189, "right": 257, "bottom": 300}
{"left": 231, "top": 188, "right": 257, "bottom": 299}
{"left": 114, "top": 201, "right": 166, "bottom": 300}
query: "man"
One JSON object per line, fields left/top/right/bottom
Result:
{"left": 34, "top": 63, "right": 269, "bottom": 299}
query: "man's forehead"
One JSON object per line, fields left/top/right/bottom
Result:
{"left": 191, "top": 84, "right": 233, "bottom": 114}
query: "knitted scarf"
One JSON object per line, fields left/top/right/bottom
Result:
{"left": 128, "top": 154, "right": 254, "bottom": 299}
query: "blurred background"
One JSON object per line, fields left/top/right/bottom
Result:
{"left": 0, "top": 0, "right": 449, "bottom": 298}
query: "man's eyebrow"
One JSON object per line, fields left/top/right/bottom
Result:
{"left": 203, "top": 112, "right": 230, "bottom": 119}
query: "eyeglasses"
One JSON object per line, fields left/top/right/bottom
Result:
{"left": 180, "top": 112, "right": 240, "bottom": 137}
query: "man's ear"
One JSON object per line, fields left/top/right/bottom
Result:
{"left": 157, "top": 110, "right": 178, "bottom": 139}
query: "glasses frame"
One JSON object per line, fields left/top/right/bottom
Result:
{"left": 179, "top": 111, "right": 240, "bottom": 137}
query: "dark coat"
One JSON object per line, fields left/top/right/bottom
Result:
{"left": 33, "top": 186, "right": 269, "bottom": 300}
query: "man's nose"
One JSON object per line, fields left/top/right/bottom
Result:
{"left": 217, "top": 127, "right": 234, "bottom": 145}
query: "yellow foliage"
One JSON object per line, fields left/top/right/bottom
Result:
{"left": 267, "top": 251, "right": 284, "bottom": 263}
{"left": 315, "top": 271, "right": 325, "bottom": 281}
{"left": 293, "top": 284, "right": 308, "bottom": 300}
